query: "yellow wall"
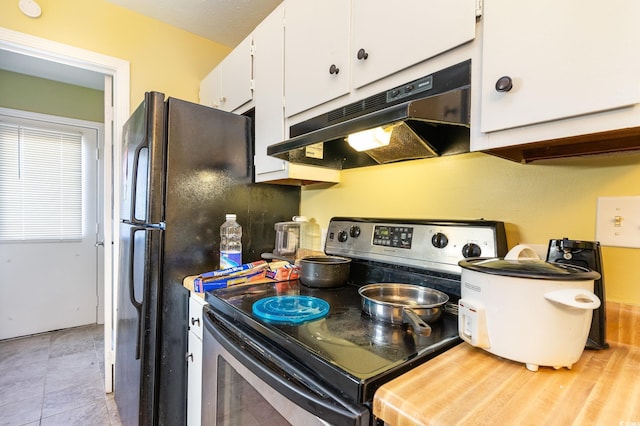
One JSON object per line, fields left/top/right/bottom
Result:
{"left": 301, "top": 151, "right": 640, "bottom": 305}
{"left": 0, "top": 70, "right": 103, "bottom": 122}
{"left": 0, "top": 0, "right": 230, "bottom": 108}
{"left": 4, "top": 0, "right": 637, "bottom": 306}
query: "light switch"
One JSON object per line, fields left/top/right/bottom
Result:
{"left": 595, "top": 196, "right": 640, "bottom": 248}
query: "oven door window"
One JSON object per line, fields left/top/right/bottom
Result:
{"left": 202, "top": 306, "right": 369, "bottom": 425}
{"left": 216, "top": 357, "right": 290, "bottom": 425}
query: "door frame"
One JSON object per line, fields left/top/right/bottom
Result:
{"left": 0, "top": 27, "right": 130, "bottom": 393}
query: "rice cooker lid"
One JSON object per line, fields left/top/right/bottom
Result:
{"left": 458, "top": 258, "right": 601, "bottom": 280}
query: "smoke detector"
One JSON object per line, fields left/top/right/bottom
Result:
{"left": 19, "top": 0, "right": 41, "bottom": 18}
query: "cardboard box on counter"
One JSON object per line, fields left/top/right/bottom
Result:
{"left": 266, "top": 261, "right": 300, "bottom": 281}
{"left": 193, "top": 260, "right": 300, "bottom": 292}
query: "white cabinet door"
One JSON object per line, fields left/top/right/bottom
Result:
{"left": 188, "top": 294, "right": 205, "bottom": 340}
{"left": 186, "top": 294, "right": 206, "bottom": 426}
{"left": 220, "top": 36, "right": 253, "bottom": 112}
{"left": 199, "top": 66, "right": 222, "bottom": 109}
{"left": 351, "top": 0, "right": 477, "bottom": 89}
{"left": 186, "top": 330, "right": 202, "bottom": 426}
{"left": 284, "top": 0, "right": 351, "bottom": 116}
{"left": 480, "top": 0, "right": 640, "bottom": 134}
{"left": 199, "top": 36, "right": 253, "bottom": 112}
{"left": 254, "top": 3, "right": 341, "bottom": 184}
{"left": 253, "top": 4, "right": 289, "bottom": 179}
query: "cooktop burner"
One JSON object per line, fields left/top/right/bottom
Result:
{"left": 205, "top": 218, "right": 508, "bottom": 406}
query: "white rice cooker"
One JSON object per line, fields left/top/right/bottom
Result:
{"left": 458, "top": 245, "right": 601, "bottom": 372}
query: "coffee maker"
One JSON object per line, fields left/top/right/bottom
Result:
{"left": 546, "top": 238, "right": 608, "bottom": 350}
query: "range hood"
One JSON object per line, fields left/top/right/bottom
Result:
{"left": 268, "top": 60, "right": 471, "bottom": 170}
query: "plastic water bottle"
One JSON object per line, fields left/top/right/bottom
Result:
{"left": 220, "top": 214, "right": 242, "bottom": 269}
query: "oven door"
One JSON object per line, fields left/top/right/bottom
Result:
{"left": 202, "top": 305, "right": 369, "bottom": 425}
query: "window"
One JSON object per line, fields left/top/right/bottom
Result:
{"left": 0, "top": 123, "right": 83, "bottom": 241}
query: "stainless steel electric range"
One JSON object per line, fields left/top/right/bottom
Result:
{"left": 202, "top": 217, "right": 507, "bottom": 425}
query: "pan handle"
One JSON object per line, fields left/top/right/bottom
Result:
{"left": 261, "top": 252, "right": 295, "bottom": 264}
{"left": 402, "top": 307, "right": 432, "bottom": 337}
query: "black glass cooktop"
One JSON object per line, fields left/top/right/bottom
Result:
{"left": 205, "top": 280, "right": 460, "bottom": 404}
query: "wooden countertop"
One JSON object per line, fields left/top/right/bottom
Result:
{"left": 374, "top": 301, "right": 640, "bottom": 425}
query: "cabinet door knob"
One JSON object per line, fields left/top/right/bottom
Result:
{"left": 329, "top": 64, "right": 340, "bottom": 75}
{"left": 495, "top": 76, "right": 513, "bottom": 92}
{"left": 357, "top": 48, "right": 369, "bottom": 60}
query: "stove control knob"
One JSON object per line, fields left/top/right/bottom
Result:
{"left": 349, "top": 225, "right": 361, "bottom": 238}
{"left": 431, "top": 233, "right": 449, "bottom": 248}
{"left": 338, "top": 230, "right": 349, "bottom": 242}
{"left": 462, "top": 243, "right": 482, "bottom": 258}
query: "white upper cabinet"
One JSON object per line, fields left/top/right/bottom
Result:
{"left": 351, "top": 0, "right": 477, "bottom": 90}
{"left": 252, "top": 4, "right": 341, "bottom": 184}
{"left": 253, "top": 4, "right": 287, "bottom": 179}
{"left": 199, "top": 66, "right": 221, "bottom": 108}
{"left": 480, "top": 0, "right": 640, "bottom": 136}
{"left": 199, "top": 36, "right": 253, "bottom": 112}
{"left": 284, "top": 0, "right": 477, "bottom": 117}
{"left": 284, "top": 0, "right": 351, "bottom": 117}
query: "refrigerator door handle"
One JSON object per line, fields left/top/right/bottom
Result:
{"left": 128, "top": 143, "right": 147, "bottom": 226}
{"left": 129, "top": 226, "right": 145, "bottom": 360}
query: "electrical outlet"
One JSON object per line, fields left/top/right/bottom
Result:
{"left": 595, "top": 196, "right": 640, "bottom": 248}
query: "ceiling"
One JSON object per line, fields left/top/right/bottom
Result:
{"left": 104, "top": 0, "right": 283, "bottom": 48}
{"left": 1, "top": 0, "right": 282, "bottom": 91}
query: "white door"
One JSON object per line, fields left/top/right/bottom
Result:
{"left": 0, "top": 109, "right": 103, "bottom": 340}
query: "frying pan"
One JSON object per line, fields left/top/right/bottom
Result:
{"left": 358, "top": 283, "right": 449, "bottom": 336}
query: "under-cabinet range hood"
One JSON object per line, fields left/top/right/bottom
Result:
{"left": 268, "top": 60, "right": 471, "bottom": 170}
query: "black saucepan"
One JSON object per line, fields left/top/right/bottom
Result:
{"left": 261, "top": 253, "right": 351, "bottom": 288}
{"left": 299, "top": 256, "right": 351, "bottom": 288}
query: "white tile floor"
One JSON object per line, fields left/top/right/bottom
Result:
{"left": 0, "top": 325, "right": 121, "bottom": 426}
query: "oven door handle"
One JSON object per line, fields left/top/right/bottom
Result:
{"left": 203, "top": 306, "right": 369, "bottom": 426}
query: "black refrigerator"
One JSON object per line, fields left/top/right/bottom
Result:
{"left": 115, "top": 92, "right": 300, "bottom": 426}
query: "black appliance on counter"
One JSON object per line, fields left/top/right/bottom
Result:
{"left": 202, "top": 217, "right": 508, "bottom": 425}
{"left": 546, "top": 238, "right": 608, "bottom": 350}
{"left": 115, "top": 92, "right": 300, "bottom": 426}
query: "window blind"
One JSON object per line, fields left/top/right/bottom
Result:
{"left": 0, "top": 123, "right": 83, "bottom": 241}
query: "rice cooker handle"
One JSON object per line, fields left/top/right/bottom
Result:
{"left": 544, "top": 289, "right": 601, "bottom": 310}
{"left": 505, "top": 244, "right": 540, "bottom": 260}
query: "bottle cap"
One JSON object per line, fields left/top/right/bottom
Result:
{"left": 226, "top": 214, "right": 236, "bottom": 220}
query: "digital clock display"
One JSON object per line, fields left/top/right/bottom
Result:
{"left": 373, "top": 225, "right": 413, "bottom": 249}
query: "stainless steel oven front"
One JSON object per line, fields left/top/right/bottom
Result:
{"left": 201, "top": 305, "right": 370, "bottom": 425}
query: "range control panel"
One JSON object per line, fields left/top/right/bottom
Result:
{"left": 373, "top": 225, "right": 413, "bottom": 249}
{"left": 325, "top": 218, "right": 508, "bottom": 275}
